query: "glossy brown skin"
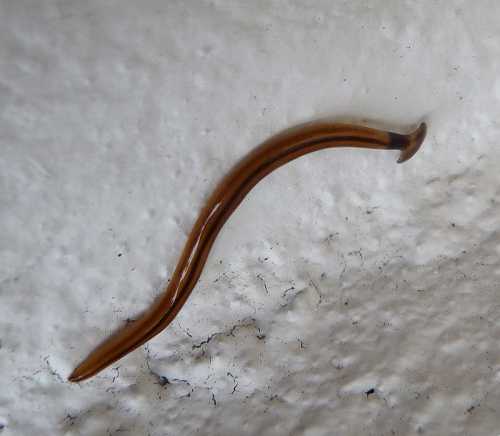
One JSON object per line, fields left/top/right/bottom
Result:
{"left": 68, "top": 121, "right": 426, "bottom": 382}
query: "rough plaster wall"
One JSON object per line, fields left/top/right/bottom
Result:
{"left": 1, "top": 1, "right": 500, "bottom": 435}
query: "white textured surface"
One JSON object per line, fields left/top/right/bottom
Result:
{"left": 1, "top": 1, "right": 500, "bottom": 435}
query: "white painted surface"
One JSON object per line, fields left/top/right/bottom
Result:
{"left": 1, "top": 1, "right": 500, "bottom": 435}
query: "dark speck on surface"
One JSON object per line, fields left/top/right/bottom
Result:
{"left": 158, "top": 376, "right": 170, "bottom": 386}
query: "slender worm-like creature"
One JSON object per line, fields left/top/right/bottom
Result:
{"left": 69, "top": 121, "right": 426, "bottom": 382}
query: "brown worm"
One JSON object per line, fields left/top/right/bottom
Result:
{"left": 68, "top": 120, "right": 426, "bottom": 382}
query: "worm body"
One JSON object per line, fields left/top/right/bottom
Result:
{"left": 69, "top": 121, "right": 426, "bottom": 382}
